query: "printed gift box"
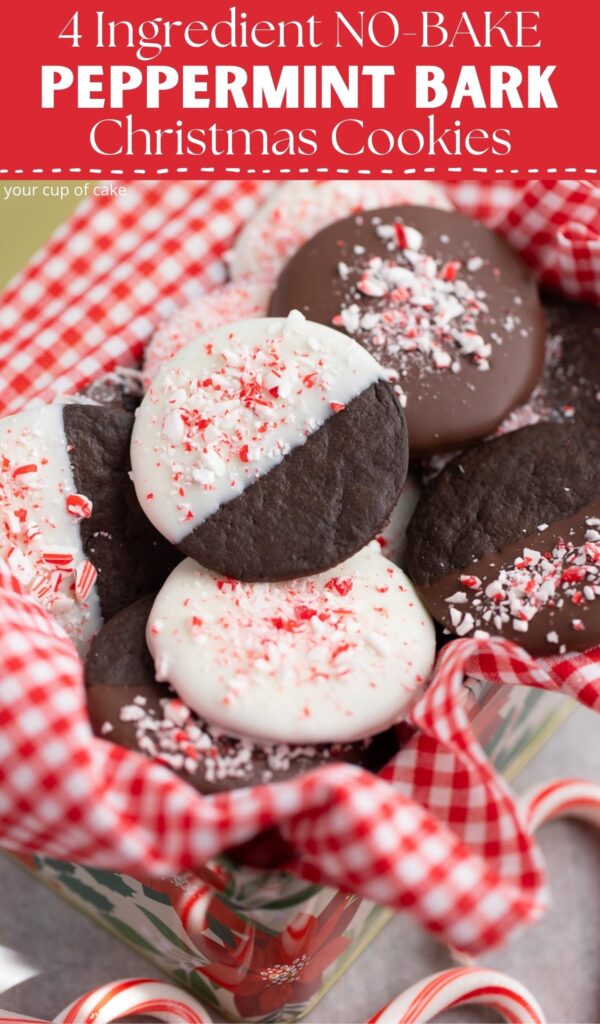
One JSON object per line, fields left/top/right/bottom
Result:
{"left": 8, "top": 681, "right": 567, "bottom": 1023}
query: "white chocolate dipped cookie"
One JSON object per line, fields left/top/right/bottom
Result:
{"left": 131, "top": 312, "right": 408, "bottom": 581}
{"left": 147, "top": 544, "right": 436, "bottom": 745}
{"left": 378, "top": 474, "right": 421, "bottom": 567}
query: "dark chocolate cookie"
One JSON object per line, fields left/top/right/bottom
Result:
{"left": 85, "top": 595, "right": 397, "bottom": 793}
{"left": 407, "top": 423, "right": 600, "bottom": 656}
{"left": 64, "top": 404, "right": 178, "bottom": 622}
{"left": 131, "top": 313, "right": 408, "bottom": 582}
{"left": 269, "top": 205, "right": 546, "bottom": 456}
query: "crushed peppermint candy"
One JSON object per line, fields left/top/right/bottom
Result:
{"left": 445, "top": 517, "right": 600, "bottom": 643}
{"left": 0, "top": 408, "right": 101, "bottom": 652}
{"left": 332, "top": 217, "right": 497, "bottom": 397}
{"left": 116, "top": 694, "right": 362, "bottom": 784}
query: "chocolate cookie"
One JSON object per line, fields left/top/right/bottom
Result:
{"left": 64, "top": 404, "right": 178, "bottom": 622}
{"left": 407, "top": 423, "right": 600, "bottom": 656}
{"left": 85, "top": 594, "right": 398, "bottom": 794}
{"left": 269, "top": 206, "right": 546, "bottom": 456}
{"left": 148, "top": 545, "right": 435, "bottom": 744}
{"left": 0, "top": 403, "right": 177, "bottom": 654}
{"left": 131, "top": 312, "right": 408, "bottom": 582}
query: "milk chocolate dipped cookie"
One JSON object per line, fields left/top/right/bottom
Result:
{"left": 85, "top": 594, "right": 398, "bottom": 793}
{"left": 148, "top": 545, "right": 435, "bottom": 745}
{"left": 0, "top": 403, "right": 176, "bottom": 653}
{"left": 228, "top": 179, "right": 452, "bottom": 282}
{"left": 131, "top": 312, "right": 408, "bottom": 582}
{"left": 269, "top": 206, "right": 546, "bottom": 455}
{"left": 407, "top": 423, "right": 600, "bottom": 656}
{"left": 143, "top": 279, "right": 270, "bottom": 385}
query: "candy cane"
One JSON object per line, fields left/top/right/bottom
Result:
{"left": 0, "top": 1015, "right": 49, "bottom": 1023}
{"left": 368, "top": 967, "right": 545, "bottom": 1024}
{"left": 166, "top": 874, "right": 212, "bottom": 943}
{"left": 54, "top": 978, "right": 213, "bottom": 1024}
{"left": 521, "top": 778, "right": 600, "bottom": 833}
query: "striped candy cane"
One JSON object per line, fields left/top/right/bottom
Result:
{"left": 0, "top": 1015, "right": 49, "bottom": 1023}
{"left": 368, "top": 967, "right": 545, "bottom": 1024}
{"left": 54, "top": 978, "right": 213, "bottom": 1024}
{"left": 522, "top": 778, "right": 600, "bottom": 833}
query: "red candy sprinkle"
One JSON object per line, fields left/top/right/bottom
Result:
{"left": 441, "top": 260, "right": 461, "bottom": 282}
{"left": 325, "top": 577, "right": 353, "bottom": 596}
{"left": 66, "top": 493, "right": 93, "bottom": 520}
{"left": 75, "top": 560, "right": 97, "bottom": 601}
{"left": 42, "top": 548, "right": 75, "bottom": 570}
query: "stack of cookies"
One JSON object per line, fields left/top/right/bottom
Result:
{"left": 1, "top": 181, "right": 598, "bottom": 826}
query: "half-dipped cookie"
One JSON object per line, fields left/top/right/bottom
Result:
{"left": 131, "top": 312, "right": 408, "bottom": 581}
{"left": 147, "top": 544, "right": 435, "bottom": 745}
{"left": 85, "top": 594, "right": 399, "bottom": 793}
{"left": 407, "top": 423, "right": 600, "bottom": 656}
{"left": 269, "top": 206, "right": 546, "bottom": 455}
{"left": 0, "top": 403, "right": 177, "bottom": 653}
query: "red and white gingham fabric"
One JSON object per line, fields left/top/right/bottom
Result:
{"left": 448, "top": 180, "right": 600, "bottom": 302}
{"left": 0, "top": 179, "right": 599, "bottom": 958}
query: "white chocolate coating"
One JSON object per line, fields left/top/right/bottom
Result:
{"left": 0, "top": 405, "right": 102, "bottom": 654}
{"left": 148, "top": 544, "right": 436, "bottom": 744}
{"left": 228, "top": 180, "right": 452, "bottom": 282}
{"left": 143, "top": 279, "right": 270, "bottom": 386}
{"left": 131, "top": 313, "right": 383, "bottom": 544}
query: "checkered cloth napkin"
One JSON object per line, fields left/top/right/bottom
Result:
{"left": 0, "top": 179, "right": 599, "bottom": 957}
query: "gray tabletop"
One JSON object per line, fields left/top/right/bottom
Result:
{"left": 0, "top": 703, "right": 598, "bottom": 1024}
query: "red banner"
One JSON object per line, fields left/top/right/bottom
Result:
{"left": 0, "top": 1, "right": 597, "bottom": 179}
